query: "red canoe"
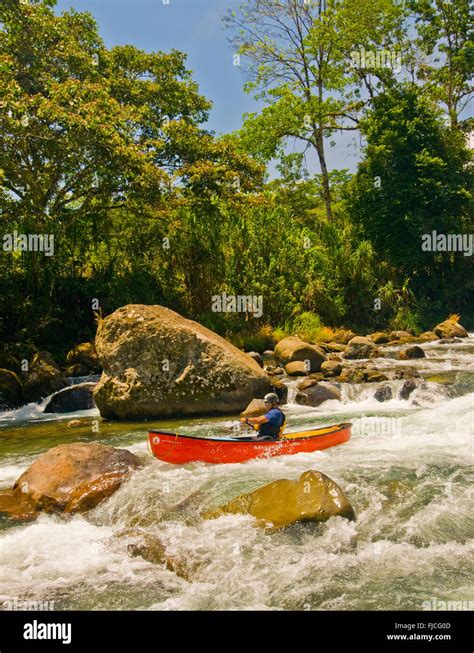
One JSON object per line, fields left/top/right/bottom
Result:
{"left": 148, "top": 422, "right": 352, "bottom": 465}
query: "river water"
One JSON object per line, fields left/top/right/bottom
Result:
{"left": 0, "top": 338, "right": 473, "bottom": 611}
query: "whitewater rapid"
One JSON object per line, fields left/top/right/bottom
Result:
{"left": 0, "top": 337, "right": 472, "bottom": 611}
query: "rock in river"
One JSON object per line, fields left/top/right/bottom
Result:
{"left": 343, "top": 337, "right": 380, "bottom": 360}
{"left": 295, "top": 383, "right": 341, "bottom": 407}
{"left": 433, "top": 319, "right": 468, "bottom": 339}
{"left": 274, "top": 336, "right": 327, "bottom": 372}
{"left": 0, "top": 369, "right": 23, "bottom": 409}
{"left": 23, "top": 351, "right": 67, "bottom": 403}
{"left": 204, "top": 470, "right": 355, "bottom": 530}
{"left": 0, "top": 443, "right": 141, "bottom": 520}
{"left": 93, "top": 304, "right": 272, "bottom": 419}
{"left": 43, "top": 382, "right": 96, "bottom": 413}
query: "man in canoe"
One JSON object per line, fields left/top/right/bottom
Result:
{"left": 240, "top": 392, "right": 286, "bottom": 440}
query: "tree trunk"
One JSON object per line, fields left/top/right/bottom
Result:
{"left": 313, "top": 133, "right": 333, "bottom": 221}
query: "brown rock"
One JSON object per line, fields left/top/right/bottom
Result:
{"left": 343, "top": 337, "right": 380, "bottom": 360}
{"left": 65, "top": 364, "right": 91, "bottom": 377}
{"left": 240, "top": 399, "right": 267, "bottom": 417}
{"left": 332, "top": 329, "right": 357, "bottom": 345}
{"left": 405, "top": 345, "right": 425, "bottom": 359}
{"left": 374, "top": 385, "right": 393, "bottom": 402}
{"left": 389, "top": 330, "right": 413, "bottom": 340}
{"left": 66, "top": 342, "right": 100, "bottom": 372}
{"left": 0, "top": 488, "right": 37, "bottom": 521}
{"left": 93, "top": 305, "right": 272, "bottom": 419}
{"left": 204, "top": 470, "right": 355, "bottom": 530}
{"left": 274, "top": 336, "right": 327, "bottom": 372}
{"left": 320, "top": 360, "right": 342, "bottom": 377}
{"left": 297, "top": 378, "right": 318, "bottom": 391}
{"left": 23, "top": 352, "right": 67, "bottom": 403}
{"left": 12, "top": 443, "right": 141, "bottom": 514}
{"left": 399, "top": 379, "right": 417, "bottom": 400}
{"left": 246, "top": 352, "right": 263, "bottom": 368}
{"left": 295, "top": 383, "right": 341, "bottom": 407}
{"left": 370, "top": 332, "right": 390, "bottom": 344}
{"left": 419, "top": 331, "right": 437, "bottom": 341}
{"left": 0, "top": 369, "right": 23, "bottom": 409}
{"left": 284, "top": 361, "right": 309, "bottom": 376}
{"left": 434, "top": 319, "right": 468, "bottom": 339}
{"left": 43, "top": 382, "right": 96, "bottom": 414}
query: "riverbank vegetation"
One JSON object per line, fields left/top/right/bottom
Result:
{"left": 0, "top": 0, "right": 472, "bottom": 360}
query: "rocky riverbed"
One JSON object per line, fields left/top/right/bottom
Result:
{"left": 0, "top": 331, "right": 472, "bottom": 611}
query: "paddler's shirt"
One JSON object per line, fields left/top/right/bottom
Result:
{"left": 258, "top": 407, "right": 285, "bottom": 439}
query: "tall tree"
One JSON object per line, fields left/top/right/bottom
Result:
{"left": 224, "top": 0, "right": 403, "bottom": 221}
{"left": 348, "top": 84, "right": 473, "bottom": 310}
{"left": 410, "top": 0, "right": 473, "bottom": 128}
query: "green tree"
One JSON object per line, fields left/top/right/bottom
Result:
{"left": 348, "top": 84, "right": 473, "bottom": 313}
{"left": 224, "top": 0, "right": 403, "bottom": 221}
{"left": 410, "top": 0, "right": 473, "bottom": 128}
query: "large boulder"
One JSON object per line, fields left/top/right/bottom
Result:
{"left": 204, "top": 470, "right": 355, "bottom": 530}
{"left": 43, "top": 382, "right": 96, "bottom": 414}
{"left": 399, "top": 379, "right": 417, "bottom": 400}
{"left": 0, "top": 369, "right": 23, "bottom": 409}
{"left": 93, "top": 305, "right": 272, "bottom": 419}
{"left": 295, "top": 383, "right": 341, "bottom": 407}
{"left": 343, "top": 336, "right": 380, "bottom": 360}
{"left": 23, "top": 352, "right": 67, "bottom": 403}
{"left": 66, "top": 342, "right": 100, "bottom": 372}
{"left": 433, "top": 319, "right": 468, "bottom": 339}
{"left": 274, "top": 336, "right": 326, "bottom": 372}
{"left": 0, "top": 443, "right": 142, "bottom": 520}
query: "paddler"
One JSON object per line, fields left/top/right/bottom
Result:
{"left": 240, "top": 392, "right": 286, "bottom": 440}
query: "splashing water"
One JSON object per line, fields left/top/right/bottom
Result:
{"left": 0, "top": 338, "right": 472, "bottom": 611}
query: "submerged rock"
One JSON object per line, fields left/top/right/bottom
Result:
{"left": 0, "top": 443, "right": 142, "bottom": 519}
{"left": 274, "top": 336, "right": 327, "bottom": 372}
{"left": 23, "top": 351, "right": 67, "bottom": 403}
{"left": 203, "top": 470, "right": 355, "bottom": 530}
{"left": 93, "top": 304, "right": 272, "bottom": 419}
{"left": 433, "top": 319, "right": 468, "bottom": 339}
{"left": 0, "top": 369, "right": 23, "bottom": 409}
{"left": 116, "top": 529, "right": 191, "bottom": 580}
{"left": 43, "top": 382, "right": 96, "bottom": 413}
{"left": 295, "top": 383, "right": 341, "bottom": 407}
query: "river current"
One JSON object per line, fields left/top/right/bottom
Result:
{"left": 0, "top": 337, "right": 473, "bottom": 611}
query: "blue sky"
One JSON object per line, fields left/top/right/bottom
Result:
{"left": 55, "top": 0, "right": 361, "bottom": 173}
